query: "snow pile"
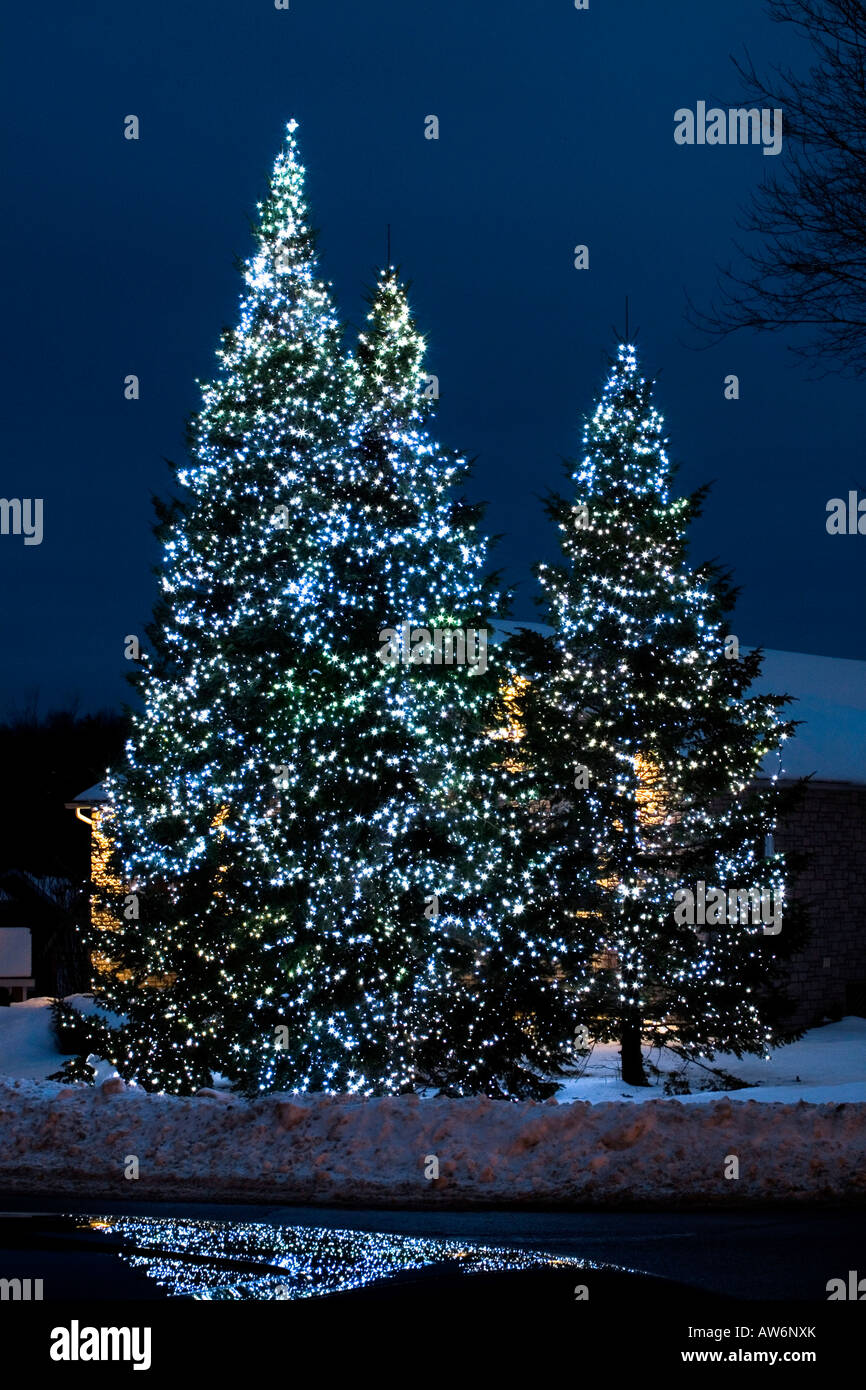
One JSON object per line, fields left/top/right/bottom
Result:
{"left": 0, "top": 997, "right": 64, "bottom": 1080}
{"left": 0, "top": 1079, "right": 864, "bottom": 1206}
{"left": 0, "top": 996, "right": 119, "bottom": 1082}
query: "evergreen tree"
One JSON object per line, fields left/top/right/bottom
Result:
{"left": 511, "top": 344, "right": 807, "bottom": 1087}
{"left": 259, "top": 262, "right": 512, "bottom": 1097}
{"left": 94, "top": 119, "right": 356, "bottom": 1094}
{"left": 341, "top": 269, "right": 587, "bottom": 1099}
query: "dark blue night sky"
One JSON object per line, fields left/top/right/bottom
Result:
{"left": 2, "top": 0, "right": 863, "bottom": 713}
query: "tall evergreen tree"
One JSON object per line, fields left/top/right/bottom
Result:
{"left": 511, "top": 344, "right": 807, "bottom": 1086}
{"left": 92, "top": 120, "right": 357, "bottom": 1093}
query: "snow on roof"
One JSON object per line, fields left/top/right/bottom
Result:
{"left": 490, "top": 622, "right": 866, "bottom": 787}
{"left": 67, "top": 782, "right": 109, "bottom": 806}
{"left": 751, "top": 648, "right": 866, "bottom": 786}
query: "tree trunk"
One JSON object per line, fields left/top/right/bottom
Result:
{"left": 620, "top": 1018, "right": 650, "bottom": 1087}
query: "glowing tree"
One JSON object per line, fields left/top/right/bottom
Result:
{"left": 511, "top": 345, "right": 807, "bottom": 1086}
{"left": 90, "top": 119, "right": 358, "bottom": 1093}
{"left": 334, "top": 268, "right": 588, "bottom": 1099}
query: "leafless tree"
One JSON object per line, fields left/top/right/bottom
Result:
{"left": 688, "top": 0, "right": 866, "bottom": 376}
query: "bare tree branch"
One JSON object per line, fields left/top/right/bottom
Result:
{"left": 687, "top": 0, "right": 866, "bottom": 376}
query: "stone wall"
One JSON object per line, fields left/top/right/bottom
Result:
{"left": 775, "top": 782, "right": 866, "bottom": 1027}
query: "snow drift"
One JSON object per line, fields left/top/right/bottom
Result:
{"left": 1, "top": 1078, "right": 864, "bottom": 1207}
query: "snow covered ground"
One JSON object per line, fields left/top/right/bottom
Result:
{"left": 0, "top": 999, "right": 865, "bottom": 1206}
{"left": 557, "top": 1017, "right": 866, "bottom": 1106}
{"left": 2, "top": 996, "right": 865, "bottom": 1105}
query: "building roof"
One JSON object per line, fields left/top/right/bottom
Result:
{"left": 64, "top": 782, "right": 109, "bottom": 810}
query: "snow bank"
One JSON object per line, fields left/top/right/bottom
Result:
{"left": 1, "top": 1079, "right": 864, "bottom": 1207}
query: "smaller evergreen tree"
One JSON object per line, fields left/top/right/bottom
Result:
{"left": 511, "top": 344, "right": 808, "bottom": 1087}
